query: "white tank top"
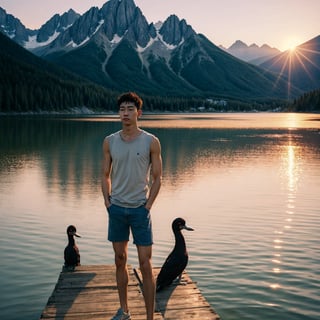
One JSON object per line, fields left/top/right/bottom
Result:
{"left": 107, "top": 130, "right": 153, "bottom": 208}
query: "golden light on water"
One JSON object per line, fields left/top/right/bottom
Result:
{"left": 286, "top": 113, "right": 299, "bottom": 129}
{"left": 271, "top": 132, "right": 301, "bottom": 289}
{"left": 286, "top": 145, "right": 300, "bottom": 193}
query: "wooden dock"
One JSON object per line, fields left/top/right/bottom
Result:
{"left": 40, "top": 265, "right": 220, "bottom": 319}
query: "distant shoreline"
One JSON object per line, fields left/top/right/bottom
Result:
{"left": 1, "top": 110, "right": 319, "bottom": 116}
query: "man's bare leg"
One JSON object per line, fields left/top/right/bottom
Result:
{"left": 113, "top": 241, "right": 129, "bottom": 314}
{"left": 137, "top": 245, "right": 155, "bottom": 320}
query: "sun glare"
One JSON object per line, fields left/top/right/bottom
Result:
{"left": 268, "top": 35, "right": 315, "bottom": 99}
{"left": 284, "top": 36, "right": 301, "bottom": 52}
{"left": 289, "top": 44, "right": 296, "bottom": 52}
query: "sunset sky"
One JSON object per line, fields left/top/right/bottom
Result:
{"left": 0, "top": 0, "right": 319, "bottom": 51}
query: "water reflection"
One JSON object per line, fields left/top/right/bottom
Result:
{"left": 1, "top": 116, "right": 319, "bottom": 208}
{"left": 0, "top": 116, "right": 319, "bottom": 204}
{"left": 0, "top": 118, "right": 280, "bottom": 196}
{"left": 271, "top": 132, "right": 301, "bottom": 289}
{"left": 0, "top": 117, "right": 118, "bottom": 200}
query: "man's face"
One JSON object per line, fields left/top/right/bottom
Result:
{"left": 119, "top": 101, "right": 142, "bottom": 124}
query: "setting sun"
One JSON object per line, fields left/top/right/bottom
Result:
{"left": 289, "top": 45, "right": 296, "bottom": 52}
{"left": 283, "top": 36, "right": 301, "bottom": 52}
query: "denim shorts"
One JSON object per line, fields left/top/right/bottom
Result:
{"left": 107, "top": 204, "right": 153, "bottom": 246}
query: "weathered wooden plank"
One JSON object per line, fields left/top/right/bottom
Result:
{"left": 150, "top": 268, "right": 220, "bottom": 320}
{"left": 40, "top": 265, "right": 220, "bottom": 320}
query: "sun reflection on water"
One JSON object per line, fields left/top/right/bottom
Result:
{"left": 270, "top": 133, "right": 301, "bottom": 289}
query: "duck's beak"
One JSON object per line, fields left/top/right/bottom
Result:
{"left": 183, "top": 225, "right": 194, "bottom": 231}
{"left": 70, "top": 231, "right": 81, "bottom": 238}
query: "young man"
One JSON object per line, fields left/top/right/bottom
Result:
{"left": 101, "top": 92, "right": 162, "bottom": 320}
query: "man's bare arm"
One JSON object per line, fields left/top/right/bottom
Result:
{"left": 145, "top": 137, "right": 162, "bottom": 210}
{"left": 101, "top": 137, "right": 112, "bottom": 208}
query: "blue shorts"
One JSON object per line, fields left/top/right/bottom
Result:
{"left": 107, "top": 204, "right": 153, "bottom": 246}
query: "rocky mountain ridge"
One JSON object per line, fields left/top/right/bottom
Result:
{"left": 1, "top": 4, "right": 280, "bottom": 65}
{"left": 0, "top": 0, "right": 306, "bottom": 99}
{"left": 0, "top": 7, "right": 36, "bottom": 43}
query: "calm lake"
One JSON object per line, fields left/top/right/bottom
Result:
{"left": 0, "top": 113, "right": 319, "bottom": 320}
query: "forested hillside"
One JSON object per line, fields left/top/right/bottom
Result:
{"left": 0, "top": 32, "right": 117, "bottom": 112}
{"left": 288, "top": 89, "right": 320, "bottom": 112}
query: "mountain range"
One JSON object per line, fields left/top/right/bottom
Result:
{"left": 220, "top": 40, "right": 281, "bottom": 65}
{"left": 1, "top": 0, "right": 318, "bottom": 102}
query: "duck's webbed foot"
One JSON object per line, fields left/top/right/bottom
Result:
{"left": 173, "top": 274, "right": 187, "bottom": 286}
